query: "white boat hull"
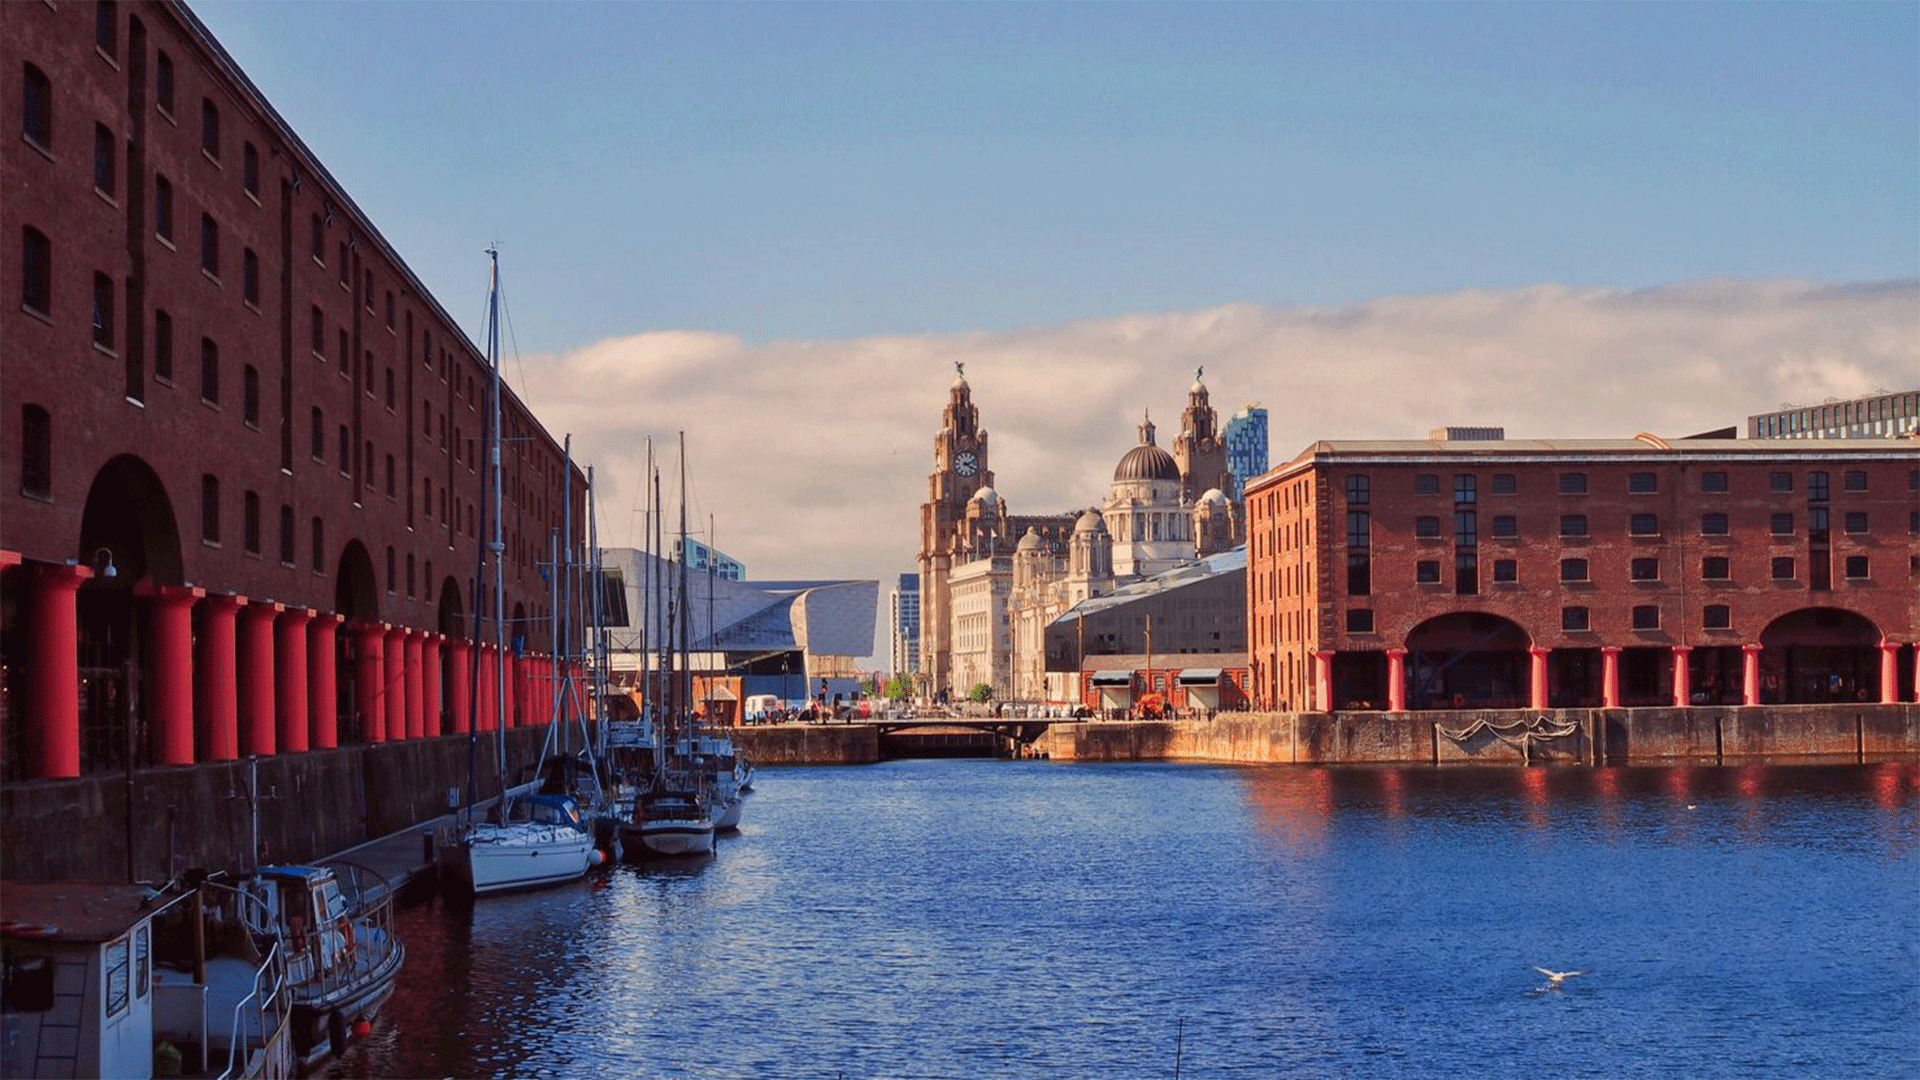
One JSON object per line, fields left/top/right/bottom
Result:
{"left": 456, "top": 825, "right": 597, "bottom": 895}
{"left": 714, "top": 796, "right": 743, "bottom": 832}
{"left": 620, "top": 821, "right": 716, "bottom": 858}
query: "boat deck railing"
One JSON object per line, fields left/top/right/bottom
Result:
{"left": 215, "top": 939, "right": 290, "bottom": 1080}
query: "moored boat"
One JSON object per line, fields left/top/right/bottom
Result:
{"left": 620, "top": 786, "right": 718, "bottom": 859}
{"left": 440, "top": 794, "right": 601, "bottom": 896}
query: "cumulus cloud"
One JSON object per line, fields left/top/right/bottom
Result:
{"left": 508, "top": 278, "right": 1918, "bottom": 583}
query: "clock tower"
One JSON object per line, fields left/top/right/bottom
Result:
{"left": 919, "top": 364, "right": 994, "bottom": 698}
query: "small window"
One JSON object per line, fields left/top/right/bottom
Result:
{"left": 242, "top": 364, "right": 259, "bottom": 426}
{"left": 338, "top": 330, "right": 349, "bottom": 370}
{"left": 155, "top": 51, "right": 173, "bottom": 114}
{"left": 1346, "top": 609, "right": 1374, "bottom": 634}
{"left": 199, "top": 338, "right": 219, "bottom": 403}
{"left": 363, "top": 269, "right": 373, "bottom": 311}
{"left": 278, "top": 504, "right": 295, "bottom": 564}
{"left": 1701, "top": 513, "right": 1729, "bottom": 536}
{"left": 1454, "top": 511, "right": 1478, "bottom": 547}
{"left": 385, "top": 290, "right": 395, "bottom": 328}
{"left": 96, "top": 0, "right": 118, "bottom": 55}
{"left": 104, "top": 935, "right": 129, "bottom": 1018}
{"left": 1491, "top": 473, "right": 1516, "bottom": 495}
{"left": 1845, "top": 511, "right": 1868, "bottom": 534}
{"left": 364, "top": 441, "right": 374, "bottom": 489}
{"left": 384, "top": 367, "right": 395, "bottom": 409}
{"left": 1343, "top": 475, "right": 1369, "bottom": 505}
{"left": 1560, "top": 558, "right": 1589, "bottom": 582}
{"left": 385, "top": 454, "right": 395, "bottom": 498}
{"left": 153, "top": 309, "right": 172, "bottom": 379}
{"left": 1492, "top": 559, "right": 1517, "bottom": 583}
{"left": 1415, "top": 516, "right": 1441, "bottom": 539}
{"left": 1703, "top": 604, "right": 1731, "bottom": 630}
{"left": 23, "top": 63, "right": 53, "bottom": 148}
{"left": 1771, "top": 556, "right": 1795, "bottom": 580}
{"left": 1701, "top": 471, "right": 1728, "bottom": 493}
{"left": 1702, "top": 556, "right": 1730, "bottom": 581}
{"left": 311, "top": 517, "right": 324, "bottom": 572}
{"left": 1562, "top": 607, "right": 1590, "bottom": 632}
{"left": 242, "top": 248, "right": 259, "bottom": 305}
{"left": 20, "top": 404, "right": 52, "bottom": 498}
{"left": 1770, "top": 471, "right": 1793, "bottom": 493}
{"left": 1632, "top": 605, "right": 1660, "bottom": 630}
{"left": 200, "top": 474, "right": 220, "bottom": 543}
{"left": 1843, "top": 470, "right": 1867, "bottom": 492}
{"left": 1808, "top": 471, "right": 1830, "bottom": 501}
{"left": 243, "top": 491, "right": 260, "bottom": 554}
{"left": 200, "top": 213, "right": 219, "bottom": 275}
{"left": 1453, "top": 475, "right": 1476, "bottom": 504}
{"left": 311, "top": 306, "right": 324, "bottom": 354}
{"left": 1416, "top": 560, "right": 1441, "bottom": 584}
{"left": 311, "top": 406, "right": 324, "bottom": 459}
{"left": 1559, "top": 514, "right": 1588, "bottom": 537}
{"left": 1628, "top": 471, "right": 1657, "bottom": 494}
{"left": 1491, "top": 515, "right": 1517, "bottom": 539}
{"left": 93, "top": 122, "right": 115, "bottom": 195}
{"left": 92, "top": 272, "right": 115, "bottom": 349}
{"left": 242, "top": 141, "right": 259, "bottom": 197}
{"left": 1414, "top": 474, "right": 1439, "bottom": 496}
{"left": 22, "top": 226, "right": 52, "bottom": 314}
{"left": 200, "top": 97, "right": 219, "bottom": 158}
{"left": 1630, "top": 513, "right": 1658, "bottom": 536}
{"left": 1770, "top": 512, "right": 1793, "bottom": 536}
{"left": 1631, "top": 557, "right": 1660, "bottom": 582}
{"left": 310, "top": 213, "right": 324, "bottom": 262}
{"left": 1559, "top": 472, "right": 1587, "bottom": 495}
{"left": 154, "top": 174, "right": 173, "bottom": 240}
{"left": 1845, "top": 555, "right": 1869, "bottom": 580}
{"left": 385, "top": 546, "right": 396, "bottom": 593}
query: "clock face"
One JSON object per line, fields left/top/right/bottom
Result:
{"left": 955, "top": 451, "right": 979, "bottom": 477}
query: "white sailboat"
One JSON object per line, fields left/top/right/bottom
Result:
{"left": 439, "top": 249, "right": 599, "bottom": 896}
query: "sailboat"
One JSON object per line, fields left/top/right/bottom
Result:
{"left": 620, "top": 433, "right": 720, "bottom": 859}
{"left": 437, "top": 249, "right": 599, "bottom": 896}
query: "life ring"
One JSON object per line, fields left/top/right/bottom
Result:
{"left": 0, "top": 922, "right": 58, "bottom": 939}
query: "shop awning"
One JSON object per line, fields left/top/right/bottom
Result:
{"left": 1177, "top": 669, "right": 1223, "bottom": 686}
{"left": 1089, "top": 670, "right": 1133, "bottom": 687}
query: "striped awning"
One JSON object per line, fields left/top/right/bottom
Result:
{"left": 1177, "top": 669, "right": 1224, "bottom": 685}
{"left": 1089, "top": 670, "right": 1133, "bottom": 687}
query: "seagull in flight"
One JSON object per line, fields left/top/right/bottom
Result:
{"left": 1535, "top": 967, "right": 1586, "bottom": 989}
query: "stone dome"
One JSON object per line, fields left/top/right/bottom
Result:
{"left": 969, "top": 485, "right": 1000, "bottom": 507}
{"left": 1198, "top": 487, "right": 1230, "bottom": 506}
{"left": 1016, "top": 527, "right": 1044, "bottom": 552}
{"left": 1113, "top": 443, "right": 1180, "bottom": 483}
{"left": 1073, "top": 509, "right": 1108, "bottom": 535}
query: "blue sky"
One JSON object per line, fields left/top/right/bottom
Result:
{"left": 193, "top": 2, "right": 1918, "bottom": 352}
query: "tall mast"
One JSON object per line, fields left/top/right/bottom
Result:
{"left": 486, "top": 247, "right": 507, "bottom": 779}
{"left": 706, "top": 513, "right": 717, "bottom": 734}
{"left": 588, "top": 465, "right": 608, "bottom": 758}
{"left": 639, "top": 438, "right": 652, "bottom": 746}
{"left": 559, "top": 435, "right": 574, "bottom": 755}
{"left": 677, "top": 432, "right": 690, "bottom": 751}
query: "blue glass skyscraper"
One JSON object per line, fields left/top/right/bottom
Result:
{"left": 1223, "top": 405, "right": 1269, "bottom": 497}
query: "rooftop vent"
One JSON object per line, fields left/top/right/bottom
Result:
{"left": 1428, "top": 426, "right": 1505, "bottom": 441}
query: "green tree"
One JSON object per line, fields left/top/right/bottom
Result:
{"left": 884, "top": 674, "right": 913, "bottom": 702}
{"left": 968, "top": 682, "right": 994, "bottom": 703}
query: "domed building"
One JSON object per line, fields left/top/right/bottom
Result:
{"left": 1103, "top": 414, "right": 1194, "bottom": 579}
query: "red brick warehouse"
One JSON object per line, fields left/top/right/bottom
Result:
{"left": 2, "top": 1, "right": 588, "bottom": 782}
{"left": 1245, "top": 433, "right": 1920, "bottom": 713}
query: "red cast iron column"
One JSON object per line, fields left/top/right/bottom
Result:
{"left": 1600, "top": 647, "right": 1622, "bottom": 709}
{"left": 238, "top": 601, "right": 282, "bottom": 757}
{"left": 197, "top": 594, "right": 244, "bottom": 763}
{"left": 404, "top": 631, "right": 425, "bottom": 739}
{"left": 353, "top": 623, "right": 387, "bottom": 743}
{"left": 382, "top": 627, "right": 407, "bottom": 741}
{"left": 1670, "top": 646, "right": 1692, "bottom": 709}
{"left": 308, "top": 614, "right": 342, "bottom": 750}
{"left": 140, "top": 584, "right": 203, "bottom": 765}
{"left": 422, "top": 634, "right": 443, "bottom": 737}
{"left": 276, "top": 608, "right": 313, "bottom": 753}
{"left": 27, "top": 564, "right": 92, "bottom": 778}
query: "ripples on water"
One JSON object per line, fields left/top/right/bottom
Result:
{"left": 326, "top": 761, "right": 1919, "bottom": 1079}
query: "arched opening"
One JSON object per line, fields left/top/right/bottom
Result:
{"left": 1404, "top": 612, "right": 1531, "bottom": 710}
{"left": 1759, "top": 608, "right": 1883, "bottom": 704}
{"left": 76, "top": 455, "right": 184, "bottom": 774}
{"left": 436, "top": 577, "right": 466, "bottom": 735}
{"left": 333, "top": 541, "right": 379, "bottom": 744}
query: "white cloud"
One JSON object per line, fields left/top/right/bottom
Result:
{"left": 509, "top": 278, "right": 1919, "bottom": 583}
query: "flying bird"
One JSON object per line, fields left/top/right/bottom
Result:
{"left": 1535, "top": 967, "right": 1586, "bottom": 988}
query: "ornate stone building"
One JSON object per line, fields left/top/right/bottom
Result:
{"left": 918, "top": 366, "right": 1244, "bottom": 701}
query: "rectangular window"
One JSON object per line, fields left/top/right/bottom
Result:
{"left": 200, "top": 97, "right": 219, "bottom": 158}
{"left": 104, "top": 935, "right": 129, "bottom": 1018}
{"left": 242, "top": 365, "right": 259, "bottom": 426}
{"left": 1704, "top": 604, "right": 1731, "bottom": 630}
{"left": 311, "top": 213, "right": 324, "bottom": 262}
{"left": 1771, "top": 556, "right": 1795, "bottom": 580}
{"left": 1346, "top": 609, "right": 1374, "bottom": 633}
{"left": 1770, "top": 512, "right": 1793, "bottom": 536}
{"left": 1808, "top": 471, "right": 1829, "bottom": 502}
{"left": 243, "top": 248, "right": 259, "bottom": 305}
{"left": 1702, "top": 556, "right": 1730, "bottom": 580}
{"left": 156, "top": 50, "right": 174, "bottom": 113}
{"left": 200, "top": 214, "right": 218, "bottom": 276}
{"left": 311, "top": 407, "right": 324, "bottom": 460}
{"left": 1701, "top": 513, "right": 1729, "bottom": 536}
{"left": 92, "top": 272, "right": 115, "bottom": 349}
{"left": 1631, "top": 557, "right": 1659, "bottom": 581}
{"left": 1632, "top": 606, "right": 1660, "bottom": 630}
{"left": 1559, "top": 472, "right": 1587, "bottom": 495}
{"left": 1343, "top": 474, "right": 1369, "bottom": 505}
{"left": 20, "top": 404, "right": 52, "bottom": 498}
{"left": 1701, "top": 471, "right": 1728, "bottom": 493}
{"left": 243, "top": 491, "right": 260, "bottom": 554}
{"left": 201, "top": 474, "right": 219, "bottom": 543}
{"left": 93, "top": 123, "right": 115, "bottom": 195}
{"left": 385, "top": 454, "right": 395, "bottom": 498}
{"left": 21, "top": 226, "right": 52, "bottom": 314}
{"left": 1455, "top": 553, "right": 1478, "bottom": 595}
{"left": 243, "top": 141, "right": 259, "bottom": 197}
{"left": 1492, "top": 559, "right": 1517, "bottom": 583}
{"left": 338, "top": 330, "right": 349, "bottom": 371}
{"left": 279, "top": 505, "right": 295, "bottom": 564}
{"left": 1770, "top": 471, "right": 1793, "bottom": 493}
{"left": 24, "top": 63, "right": 52, "bottom": 147}
{"left": 1560, "top": 558, "right": 1589, "bottom": 582}
{"left": 1562, "top": 607, "right": 1590, "bottom": 632}
{"left": 1415, "top": 516, "right": 1441, "bottom": 539}
{"left": 1845, "top": 555, "right": 1869, "bottom": 580}
{"left": 1491, "top": 473, "right": 1516, "bottom": 495}
{"left": 1843, "top": 470, "right": 1867, "bottom": 492}
{"left": 1630, "top": 513, "right": 1658, "bottom": 536}
{"left": 154, "top": 174, "right": 173, "bottom": 241}
{"left": 1845, "top": 511, "right": 1868, "bottom": 534}
{"left": 1454, "top": 511, "right": 1477, "bottom": 547}
{"left": 1414, "top": 474, "right": 1439, "bottom": 496}
{"left": 384, "top": 367, "right": 395, "bottom": 409}
{"left": 1491, "top": 515, "right": 1517, "bottom": 539}
{"left": 1453, "top": 475, "right": 1476, "bottom": 504}
{"left": 1559, "top": 514, "right": 1588, "bottom": 537}
{"left": 1628, "top": 471, "right": 1657, "bottom": 494}
{"left": 199, "top": 338, "right": 218, "bottom": 403}
{"left": 153, "top": 309, "right": 172, "bottom": 379}
{"left": 311, "top": 307, "right": 324, "bottom": 355}
{"left": 1416, "top": 560, "right": 1441, "bottom": 584}
{"left": 311, "top": 517, "right": 324, "bottom": 572}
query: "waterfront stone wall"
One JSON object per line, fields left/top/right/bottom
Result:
{"left": 732, "top": 724, "right": 880, "bottom": 765}
{"left": 0, "top": 728, "right": 548, "bottom": 884}
{"left": 1033, "top": 705, "right": 1919, "bottom": 767}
